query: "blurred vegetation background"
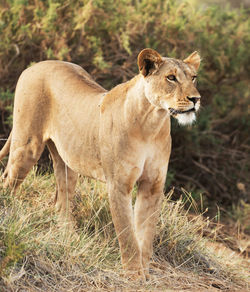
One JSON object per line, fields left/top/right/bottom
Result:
{"left": 0, "top": 0, "right": 249, "bottom": 215}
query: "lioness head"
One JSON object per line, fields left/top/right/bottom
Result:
{"left": 138, "top": 48, "right": 201, "bottom": 125}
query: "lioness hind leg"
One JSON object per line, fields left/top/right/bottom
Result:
{"left": 46, "top": 140, "right": 78, "bottom": 223}
{"left": 3, "top": 136, "right": 45, "bottom": 192}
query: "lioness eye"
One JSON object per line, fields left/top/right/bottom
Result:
{"left": 192, "top": 75, "right": 197, "bottom": 81}
{"left": 166, "top": 75, "right": 177, "bottom": 81}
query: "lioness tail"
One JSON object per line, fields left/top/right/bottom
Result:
{"left": 0, "top": 131, "right": 11, "bottom": 161}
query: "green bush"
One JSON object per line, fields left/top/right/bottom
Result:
{"left": 0, "top": 0, "right": 249, "bottom": 209}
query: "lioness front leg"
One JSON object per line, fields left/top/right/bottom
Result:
{"left": 108, "top": 181, "right": 145, "bottom": 280}
{"left": 134, "top": 177, "right": 165, "bottom": 279}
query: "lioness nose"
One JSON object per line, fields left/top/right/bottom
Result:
{"left": 187, "top": 96, "right": 201, "bottom": 105}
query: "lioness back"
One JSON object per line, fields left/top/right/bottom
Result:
{"left": 12, "top": 61, "right": 107, "bottom": 177}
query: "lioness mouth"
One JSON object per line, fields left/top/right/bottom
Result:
{"left": 169, "top": 107, "right": 195, "bottom": 115}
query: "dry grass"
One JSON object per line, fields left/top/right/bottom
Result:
{"left": 0, "top": 169, "right": 249, "bottom": 291}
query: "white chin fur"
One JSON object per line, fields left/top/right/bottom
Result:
{"left": 176, "top": 112, "right": 196, "bottom": 125}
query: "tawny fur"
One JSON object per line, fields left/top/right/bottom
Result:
{"left": 0, "top": 49, "right": 201, "bottom": 280}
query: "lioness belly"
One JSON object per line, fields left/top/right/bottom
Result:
{"left": 53, "top": 138, "right": 106, "bottom": 182}
{"left": 50, "top": 118, "right": 105, "bottom": 182}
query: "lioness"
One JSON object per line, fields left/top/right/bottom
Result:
{"left": 0, "top": 49, "right": 201, "bottom": 279}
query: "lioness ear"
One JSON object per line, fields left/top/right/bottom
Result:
{"left": 137, "top": 48, "right": 163, "bottom": 77}
{"left": 184, "top": 51, "right": 201, "bottom": 71}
